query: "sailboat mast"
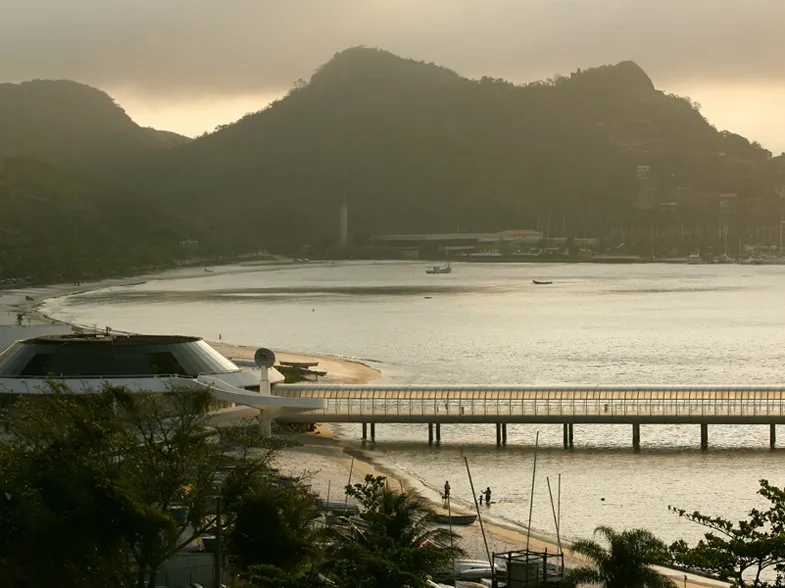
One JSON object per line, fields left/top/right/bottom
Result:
{"left": 464, "top": 456, "right": 492, "bottom": 565}
{"left": 526, "top": 431, "right": 540, "bottom": 550}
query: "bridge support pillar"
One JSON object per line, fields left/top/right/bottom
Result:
{"left": 502, "top": 423, "right": 507, "bottom": 446}
{"left": 496, "top": 423, "right": 502, "bottom": 447}
{"left": 370, "top": 422, "right": 376, "bottom": 442}
{"left": 632, "top": 423, "right": 641, "bottom": 451}
{"left": 362, "top": 422, "right": 367, "bottom": 440}
{"left": 436, "top": 423, "right": 441, "bottom": 445}
{"left": 700, "top": 423, "right": 708, "bottom": 450}
{"left": 428, "top": 423, "right": 434, "bottom": 445}
{"left": 563, "top": 423, "right": 574, "bottom": 449}
{"left": 771, "top": 424, "right": 777, "bottom": 449}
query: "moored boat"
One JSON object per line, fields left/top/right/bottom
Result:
{"left": 433, "top": 513, "right": 477, "bottom": 526}
{"left": 426, "top": 262, "right": 452, "bottom": 274}
{"left": 532, "top": 280, "right": 552, "bottom": 285}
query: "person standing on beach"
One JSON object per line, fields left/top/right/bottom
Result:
{"left": 484, "top": 487, "right": 492, "bottom": 504}
{"left": 443, "top": 480, "right": 451, "bottom": 500}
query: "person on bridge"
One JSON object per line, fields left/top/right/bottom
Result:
{"left": 443, "top": 480, "right": 451, "bottom": 500}
{"left": 484, "top": 487, "right": 492, "bottom": 504}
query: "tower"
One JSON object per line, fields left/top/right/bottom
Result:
{"left": 340, "top": 198, "right": 348, "bottom": 247}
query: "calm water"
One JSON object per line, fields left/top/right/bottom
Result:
{"left": 41, "top": 261, "right": 785, "bottom": 544}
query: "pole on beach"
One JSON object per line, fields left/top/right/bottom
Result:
{"left": 546, "top": 477, "right": 562, "bottom": 555}
{"left": 526, "top": 431, "right": 539, "bottom": 551}
{"left": 464, "top": 456, "right": 492, "bottom": 566}
{"left": 447, "top": 495, "right": 456, "bottom": 577}
{"left": 326, "top": 480, "right": 331, "bottom": 506}
{"left": 557, "top": 473, "right": 562, "bottom": 543}
{"left": 343, "top": 457, "right": 355, "bottom": 511}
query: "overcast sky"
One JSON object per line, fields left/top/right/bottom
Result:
{"left": 2, "top": 0, "right": 784, "bottom": 151}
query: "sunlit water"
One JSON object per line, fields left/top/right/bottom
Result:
{"left": 41, "top": 261, "right": 785, "bottom": 545}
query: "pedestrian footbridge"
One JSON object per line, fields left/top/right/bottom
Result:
{"left": 272, "top": 384, "right": 785, "bottom": 449}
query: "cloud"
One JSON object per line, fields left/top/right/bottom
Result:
{"left": 1, "top": 0, "right": 784, "bottom": 97}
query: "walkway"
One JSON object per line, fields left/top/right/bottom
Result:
{"left": 273, "top": 384, "right": 785, "bottom": 448}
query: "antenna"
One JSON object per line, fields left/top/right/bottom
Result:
{"left": 253, "top": 348, "right": 276, "bottom": 369}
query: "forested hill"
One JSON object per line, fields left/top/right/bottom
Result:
{"left": 145, "top": 47, "right": 774, "bottom": 251}
{"left": 0, "top": 157, "right": 181, "bottom": 281}
{"left": 0, "top": 80, "right": 190, "bottom": 180}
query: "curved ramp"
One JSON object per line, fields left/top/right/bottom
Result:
{"left": 197, "top": 375, "right": 323, "bottom": 418}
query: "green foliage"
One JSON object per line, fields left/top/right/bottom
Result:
{"left": 565, "top": 526, "right": 676, "bottom": 588}
{"left": 326, "top": 474, "right": 463, "bottom": 588}
{"left": 0, "top": 157, "right": 181, "bottom": 281}
{"left": 0, "top": 79, "right": 189, "bottom": 179}
{"left": 226, "top": 479, "right": 326, "bottom": 575}
{"left": 0, "top": 384, "right": 285, "bottom": 588}
{"left": 669, "top": 479, "right": 785, "bottom": 587}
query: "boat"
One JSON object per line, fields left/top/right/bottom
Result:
{"left": 532, "top": 280, "right": 552, "bottom": 285}
{"left": 426, "top": 262, "right": 452, "bottom": 274}
{"left": 711, "top": 254, "right": 735, "bottom": 264}
{"left": 320, "top": 500, "right": 360, "bottom": 515}
{"left": 686, "top": 252, "right": 705, "bottom": 265}
{"left": 434, "top": 513, "right": 477, "bottom": 526}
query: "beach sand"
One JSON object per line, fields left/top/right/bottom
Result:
{"left": 211, "top": 343, "right": 382, "bottom": 385}
{"left": 279, "top": 430, "right": 727, "bottom": 588}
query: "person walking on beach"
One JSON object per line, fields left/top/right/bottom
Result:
{"left": 484, "top": 487, "right": 492, "bottom": 505}
{"left": 443, "top": 480, "right": 451, "bottom": 501}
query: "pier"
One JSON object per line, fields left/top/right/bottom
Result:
{"left": 274, "top": 384, "right": 785, "bottom": 449}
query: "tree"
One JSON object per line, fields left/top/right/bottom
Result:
{"left": 327, "top": 474, "right": 463, "bottom": 588}
{"left": 669, "top": 479, "right": 785, "bottom": 587}
{"left": 0, "top": 384, "right": 285, "bottom": 588}
{"left": 565, "top": 526, "right": 676, "bottom": 588}
{"left": 225, "top": 478, "right": 326, "bottom": 581}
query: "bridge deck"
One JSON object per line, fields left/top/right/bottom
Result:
{"left": 273, "top": 384, "right": 785, "bottom": 424}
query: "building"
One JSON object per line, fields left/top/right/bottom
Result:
{"left": 0, "top": 333, "right": 323, "bottom": 428}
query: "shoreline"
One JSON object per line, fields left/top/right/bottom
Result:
{"left": 282, "top": 431, "right": 726, "bottom": 588}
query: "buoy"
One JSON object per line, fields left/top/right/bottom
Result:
{"left": 600, "top": 497, "right": 606, "bottom": 501}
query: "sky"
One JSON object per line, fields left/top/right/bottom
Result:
{"left": 2, "top": 0, "right": 784, "bottom": 151}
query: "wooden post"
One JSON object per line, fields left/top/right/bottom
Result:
{"left": 700, "top": 423, "right": 708, "bottom": 450}
{"left": 502, "top": 423, "right": 507, "bottom": 446}
{"left": 436, "top": 423, "right": 441, "bottom": 444}
{"left": 362, "top": 422, "right": 367, "bottom": 440}
{"left": 632, "top": 423, "right": 641, "bottom": 451}
{"left": 496, "top": 423, "right": 502, "bottom": 447}
{"left": 428, "top": 423, "right": 434, "bottom": 445}
{"left": 771, "top": 424, "right": 777, "bottom": 449}
{"left": 568, "top": 423, "right": 574, "bottom": 448}
{"left": 563, "top": 423, "right": 569, "bottom": 449}
{"left": 370, "top": 422, "right": 376, "bottom": 442}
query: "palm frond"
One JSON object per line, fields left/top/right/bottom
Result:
{"left": 564, "top": 565, "right": 604, "bottom": 587}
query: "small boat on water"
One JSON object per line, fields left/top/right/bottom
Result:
{"left": 433, "top": 513, "right": 477, "bottom": 526}
{"left": 532, "top": 280, "right": 552, "bottom": 285}
{"left": 426, "top": 262, "right": 452, "bottom": 274}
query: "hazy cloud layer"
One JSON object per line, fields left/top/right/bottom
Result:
{"left": 2, "top": 0, "right": 784, "bottom": 97}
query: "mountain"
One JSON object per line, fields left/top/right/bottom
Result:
{"left": 144, "top": 47, "right": 775, "bottom": 252}
{"left": 0, "top": 157, "right": 180, "bottom": 281}
{"left": 0, "top": 80, "right": 190, "bottom": 180}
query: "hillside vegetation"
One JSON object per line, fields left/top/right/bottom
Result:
{"left": 0, "top": 80, "right": 190, "bottom": 181}
{"left": 145, "top": 47, "right": 777, "bottom": 251}
{"left": 0, "top": 157, "right": 180, "bottom": 281}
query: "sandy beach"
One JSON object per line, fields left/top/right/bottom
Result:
{"left": 0, "top": 268, "right": 726, "bottom": 587}
{"left": 278, "top": 430, "right": 726, "bottom": 588}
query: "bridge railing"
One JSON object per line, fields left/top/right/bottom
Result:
{"left": 273, "top": 386, "right": 785, "bottom": 419}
